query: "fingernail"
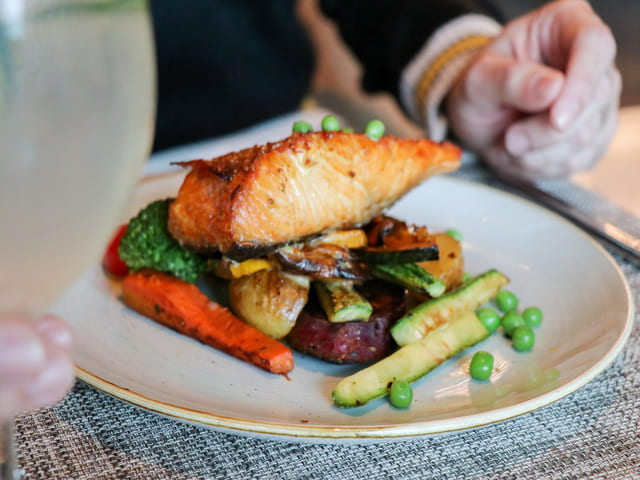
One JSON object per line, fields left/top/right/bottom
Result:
{"left": 553, "top": 98, "right": 581, "bottom": 130}
{"left": 533, "top": 74, "right": 563, "bottom": 103}
{"left": 37, "top": 316, "right": 72, "bottom": 350}
{"left": 505, "top": 129, "right": 530, "bottom": 155}
{"left": 25, "top": 350, "right": 75, "bottom": 403}
{"left": 0, "top": 323, "right": 46, "bottom": 379}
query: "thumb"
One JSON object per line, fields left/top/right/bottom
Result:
{"left": 0, "top": 320, "right": 46, "bottom": 382}
{"left": 462, "top": 51, "right": 564, "bottom": 113}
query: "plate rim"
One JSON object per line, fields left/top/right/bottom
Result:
{"left": 73, "top": 174, "right": 636, "bottom": 441}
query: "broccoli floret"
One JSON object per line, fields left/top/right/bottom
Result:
{"left": 118, "top": 198, "right": 208, "bottom": 283}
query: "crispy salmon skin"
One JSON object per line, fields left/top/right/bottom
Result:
{"left": 168, "top": 131, "right": 461, "bottom": 257}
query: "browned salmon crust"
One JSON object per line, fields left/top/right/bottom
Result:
{"left": 168, "top": 131, "right": 461, "bottom": 255}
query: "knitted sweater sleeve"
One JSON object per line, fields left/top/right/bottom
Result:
{"left": 319, "top": 0, "right": 503, "bottom": 139}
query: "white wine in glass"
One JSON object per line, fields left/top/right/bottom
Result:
{"left": 0, "top": 0, "right": 156, "bottom": 477}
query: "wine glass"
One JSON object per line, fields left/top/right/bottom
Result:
{"left": 0, "top": 0, "right": 156, "bottom": 477}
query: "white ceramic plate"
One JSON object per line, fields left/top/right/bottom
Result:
{"left": 52, "top": 172, "right": 634, "bottom": 441}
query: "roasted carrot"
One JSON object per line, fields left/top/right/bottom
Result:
{"left": 121, "top": 269, "right": 294, "bottom": 375}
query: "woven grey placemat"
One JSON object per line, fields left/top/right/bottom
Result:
{"left": 15, "top": 167, "right": 640, "bottom": 480}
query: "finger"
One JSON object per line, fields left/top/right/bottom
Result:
{"left": 505, "top": 68, "right": 617, "bottom": 155}
{"left": 0, "top": 389, "right": 28, "bottom": 420}
{"left": 483, "top": 98, "right": 619, "bottom": 180}
{"left": 515, "top": 102, "right": 619, "bottom": 178}
{"left": 585, "top": 91, "right": 620, "bottom": 163}
{"left": 0, "top": 339, "right": 75, "bottom": 420}
{"left": 504, "top": 112, "right": 593, "bottom": 157}
{"left": 37, "top": 315, "right": 73, "bottom": 351}
{"left": 484, "top": 139, "right": 573, "bottom": 179}
{"left": 550, "top": 7, "right": 617, "bottom": 129}
{"left": 461, "top": 51, "right": 564, "bottom": 113}
{"left": 0, "top": 320, "right": 46, "bottom": 383}
{"left": 482, "top": 144, "right": 532, "bottom": 180}
{"left": 23, "top": 342, "right": 75, "bottom": 410}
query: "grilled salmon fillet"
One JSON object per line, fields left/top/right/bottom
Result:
{"left": 168, "top": 131, "right": 461, "bottom": 257}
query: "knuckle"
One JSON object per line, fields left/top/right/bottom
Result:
{"left": 579, "top": 24, "right": 617, "bottom": 58}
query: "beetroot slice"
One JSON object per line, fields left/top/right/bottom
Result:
{"left": 286, "top": 281, "right": 406, "bottom": 364}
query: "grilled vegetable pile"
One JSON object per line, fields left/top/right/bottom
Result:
{"left": 104, "top": 197, "right": 541, "bottom": 409}
{"left": 101, "top": 118, "right": 543, "bottom": 410}
{"left": 109, "top": 198, "right": 466, "bottom": 364}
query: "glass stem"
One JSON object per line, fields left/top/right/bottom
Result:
{"left": 0, "top": 420, "right": 22, "bottom": 480}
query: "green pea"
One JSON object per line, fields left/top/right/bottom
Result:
{"left": 292, "top": 120, "right": 313, "bottom": 133}
{"left": 321, "top": 115, "right": 340, "bottom": 131}
{"left": 476, "top": 307, "right": 500, "bottom": 333}
{"left": 389, "top": 380, "right": 413, "bottom": 408}
{"left": 469, "top": 351, "right": 494, "bottom": 381}
{"left": 495, "top": 290, "right": 519, "bottom": 312}
{"left": 501, "top": 311, "right": 525, "bottom": 337}
{"left": 512, "top": 326, "right": 535, "bottom": 351}
{"left": 342, "top": 127, "right": 354, "bottom": 133}
{"left": 522, "top": 306, "right": 543, "bottom": 328}
{"left": 365, "top": 119, "right": 385, "bottom": 140}
{"left": 445, "top": 229, "right": 463, "bottom": 242}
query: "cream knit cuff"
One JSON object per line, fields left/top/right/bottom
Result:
{"left": 399, "top": 14, "right": 502, "bottom": 141}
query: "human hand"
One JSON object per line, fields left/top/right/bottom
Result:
{"left": 0, "top": 315, "right": 75, "bottom": 421}
{"left": 446, "top": 0, "right": 621, "bottom": 179}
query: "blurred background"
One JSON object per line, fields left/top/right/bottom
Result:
{"left": 298, "top": 0, "right": 640, "bottom": 135}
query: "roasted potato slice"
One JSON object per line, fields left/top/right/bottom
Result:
{"left": 417, "top": 233, "right": 464, "bottom": 291}
{"left": 229, "top": 269, "right": 310, "bottom": 339}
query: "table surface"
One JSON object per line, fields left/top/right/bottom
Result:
{"left": 14, "top": 107, "right": 640, "bottom": 480}
{"left": 572, "top": 105, "right": 640, "bottom": 218}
